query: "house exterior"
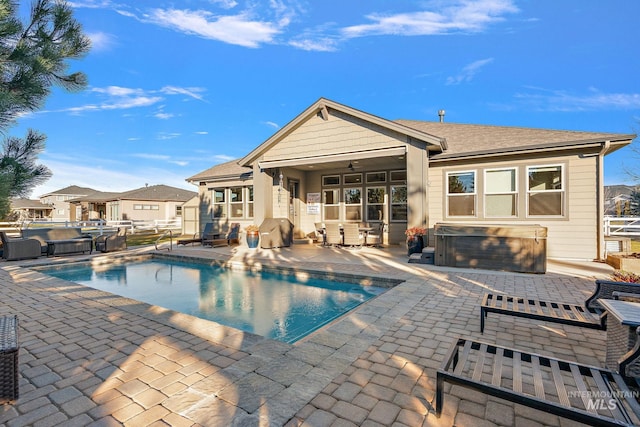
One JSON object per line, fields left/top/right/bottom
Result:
{"left": 106, "top": 185, "right": 197, "bottom": 222}
{"left": 39, "top": 185, "right": 97, "bottom": 221}
{"left": 9, "top": 198, "right": 52, "bottom": 220}
{"left": 187, "top": 98, "right": 635, "bottom": 261}
{"left": 69, "top": 185, "right": 197, "bottom": 222}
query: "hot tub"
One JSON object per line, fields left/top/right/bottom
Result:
{"left": 434, "top": 223, "right": 547, "bottom": 273}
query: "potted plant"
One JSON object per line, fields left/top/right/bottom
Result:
{"left": 245, "top": 225, "right": 260, "bottom": 248}
{"left": 405, "top": 226, "right": 427, "bottom": 256}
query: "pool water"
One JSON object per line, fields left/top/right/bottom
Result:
{"left": 40, "top": 258, "right": 386, "bottom": 343}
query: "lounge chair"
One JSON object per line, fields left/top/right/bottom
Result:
{"left": 204, "top": 223, "right": 240, "bottom": 247}
{"left": 342, "top": 223, "right": 363, "bottom": 247}
{"left": 0, "top": 231, "right": 41, "bottom": 261}
{"left": 177, "top": 223, "right": 213, "bottom": 246}
{"left": 314, "top": 222, "right": 325, "bottom": 245}
{"left": 436, "top": 332, "right": 640, "bottom": 425}
{"left": 95, "top": 227, "right": 127, "bottom": 253}
{"left": 480, "top": 279, "right": 640, "bottom": 333}
{"left": 324, "top": 223, "right": 342, "bottom": 246}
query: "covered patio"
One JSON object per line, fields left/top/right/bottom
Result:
{"left": 0, "top": 243, "right": 618, "bottom": 426}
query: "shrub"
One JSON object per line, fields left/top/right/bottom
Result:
{"left": 611, "top": 270, "right": 640, "bottom": 283}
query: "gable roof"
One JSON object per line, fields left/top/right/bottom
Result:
{"left": 396, "top": 120, "right": 634, "bottom": 161}
{"left": 115, "top": 185, "right": 197, "bottom": 202}
{"left": 187, "top": 159, "right": 253, "bottom": 183}
{"left": 10, "top": 198, "right": 52, "bottom": 210}
{"left": 239, "top": 97, "right": 446, "bottom": 167}
{"left": 40, "top": 185, "right": 97, "bottom": 197}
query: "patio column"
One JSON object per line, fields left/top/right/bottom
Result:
{"left": 252, "top": 163, "right": 273, "bottom": 224}
{"left": 406, "top": 140, "right": 428, "bottom": 228}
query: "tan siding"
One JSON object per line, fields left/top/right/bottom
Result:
{"left": 264, "top": 110, "right": 406, "bottom": 161}
{"left": 427, "top": 154, "right": 598, "bottom": 260}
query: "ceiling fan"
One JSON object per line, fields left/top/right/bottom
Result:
{"left": 347, "top": 161, "right": 361, "bottom": 171}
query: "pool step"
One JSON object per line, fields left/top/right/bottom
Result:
{"left": 408, "top": 247, "right": 435, "bottom": 264}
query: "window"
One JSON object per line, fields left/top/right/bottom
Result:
{"left": 528, "top": 165, "right": 564, "bottom": 216}
{"left": 366, "top": 172, "right": 386, "bottom": 183}
{"left": 322, "top": 175, "right": 340, "bottom": 186}
{"left": 230, "top": 187, "right": 243, "bottom": 218}
{"left": 212, "top": 188, "right": 226, "bottom": 218}
{"left": 447, "top": 171, "right": 476, "bottom": 216}
{"left": 247, "top": 187, "right": 254, "bottom": 218}
{"left": 390, "top": 185, "right": 407, "bottom": 221}
{"left": 485, "top": 168, "right": 517, "bottom": 217}
{"left": 367, "top": 187, "right": 385, "bottom": 222}
{"left": 175, "top": 206, "right": 182, "bottom": 217}
{"left": 133, "top": 204, "right": 159, "bottom": 210}
{"left": 344, "top": 188, "right": 362, "bottom": 221}
{"left": 344, "top": 174, "right": 362, "bottom": 184}
{"left": 390, "top": 170, "right": 406, "bottom": 183}
{"left": 323, "top": 189, "right": 340, "bottom": 220}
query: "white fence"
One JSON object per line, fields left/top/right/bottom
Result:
{"left": 603, "top": 216, "right": 640, "bottom": 237}
{"left": 0, "top": 218, "right": 182, "bottom": 236}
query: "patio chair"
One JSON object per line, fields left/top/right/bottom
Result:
{"left": 342, "top": 223, "right": 363, "bottom": 247}
{"left": 314, "top": 222, "right": 326, "bottom": 245}
{"left": 95, "top": 227, "right": 127, "bottom": 253}
{"left": 204, "top": 223, "right": 240, "bottom": 247}
{"left": 324, "top": 223, "right": 342, "bottom": 246}
{"left": 365, "top": 222, "right": 384, "bottom": 247}
{"left": 177, "top": 223, "right": 213, "bottom": 246}
{"left": 0, "top": 231, "right": 41, "bottom": 261}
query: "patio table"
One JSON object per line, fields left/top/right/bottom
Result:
{"left": 599, "top": 298, "right": 640, "bottom": 376}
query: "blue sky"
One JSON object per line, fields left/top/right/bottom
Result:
{"left": 11, "top": 0, "right": 640, "bottom": 197}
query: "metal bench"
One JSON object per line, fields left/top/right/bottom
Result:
{"left": 436, "top": 332, "right": 640, "bottom": 426}
{"left": 0, "top": 315, "right": 19, "bottom": 402}
{"left": 480, "top": 280, "right": 640, "bottom": 333}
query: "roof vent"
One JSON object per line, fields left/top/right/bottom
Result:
{"left": 438, "top": 109, "right": 445, "bottom": 123}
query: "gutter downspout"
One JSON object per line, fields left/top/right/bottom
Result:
{"left": 597, "top": 140, "right": 610, "bottom": 261}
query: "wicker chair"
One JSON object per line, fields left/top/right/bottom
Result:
{"left": 94, "top": 227, "right": 127, "bottom": 253}
{"left": 342, "top": 223, "right": 363, "bottom": 247}
{"left": 0, "top": 232, "right": 41, "bottom": 261}
{"left": 324, "top": 223, "right": 342, "bottom": 246}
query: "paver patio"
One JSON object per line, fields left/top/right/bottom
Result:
{"left": 0, "top": 242, "right": 617, "bottom": 426}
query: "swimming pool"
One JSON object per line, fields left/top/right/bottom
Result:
{"left": 39, "top": 258, "right": 388, "bottom": 343}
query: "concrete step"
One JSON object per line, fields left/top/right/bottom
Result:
{"left": 408, "top": 247, "right": 435, "bottom": 264}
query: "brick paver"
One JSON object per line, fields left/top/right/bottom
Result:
{"left": 0, "top": 245, "right": 615, "bottom": 426}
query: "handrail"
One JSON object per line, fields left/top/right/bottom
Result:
{"left": 155, "top": 230, "right": 173, "bottom": 251}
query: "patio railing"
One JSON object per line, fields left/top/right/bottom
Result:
{"left": 604, "top": 216, "right": 640, "bottom": 237}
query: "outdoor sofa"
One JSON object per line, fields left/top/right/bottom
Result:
{"left": 21, "top": 227, "right": 93, "bottom": 256}
{"left": 0, "top": 232, "right": 41, "bottom": 261}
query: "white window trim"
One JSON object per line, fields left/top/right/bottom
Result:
{"left": 526, "top": 164, "right": 565, "bottom": 217}
{"left": 343, "top": 187, "right": 363, "bottom": 222}
{"left": 484, "top": 167, "right": 518, "bottom": 218}
{"left": 446, "top": 170, "right": 477, "bottom": 218}
{"left": 390, "top": 184, "right": 407, "bottom": 222}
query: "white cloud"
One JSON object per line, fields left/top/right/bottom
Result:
{"left": 156, "top": 132, "right": 181, "bottom": 140}
{"left": 161, "top": 86, "right": 207, "bottom": 102}
{"left": 144, "top": 8, "right": 282, "bottom": 48}
{"left": 446, "top": 58, "right": 494, "bottom": 85}
{"left": 514, "top": 87, "right": 640, "bottom": 112}
{"left": 154, "top": 112, "right": 175, "bottom": 120}
{"left": 341, "top": 0, "right": 518, "bottom": 38}
{"left": 263, "top": 121, "right": 280, "bottom": 129}
{"left": 86, "top": 31, "right": 115, "bottom": 51}
{"left": 289, "top": 37, "right": 338, "bottom": 52}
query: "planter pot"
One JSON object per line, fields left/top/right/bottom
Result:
{"left": 407, "top": 235, "right": 424, "bottom": 256}
{"left": 246, "top": 231, "right": 259, "bottom": 249}
{"left": 606, "top": 254, "right": 640, "bottom": 274}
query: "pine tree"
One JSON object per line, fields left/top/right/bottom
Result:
{"left": 0, "top": 0, "right": 90, "bottom": 218}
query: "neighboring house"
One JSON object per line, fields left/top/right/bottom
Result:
{"left": 187, "top": 98, "right": 635, "bottom": 261}
{"left": 604, "top": 185, "right": 640, "bottom": 216}
{"left": 67, "top": 191, "right": 122, "bottom": 221}
{"left": 99, "top": 185, "right": 196, "bottom": 222}
{"left": 9, "top": 198, "right": 52, "bottom": 220}
{"left": 39, "top": 185, "right": 97, "bottom": 221}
